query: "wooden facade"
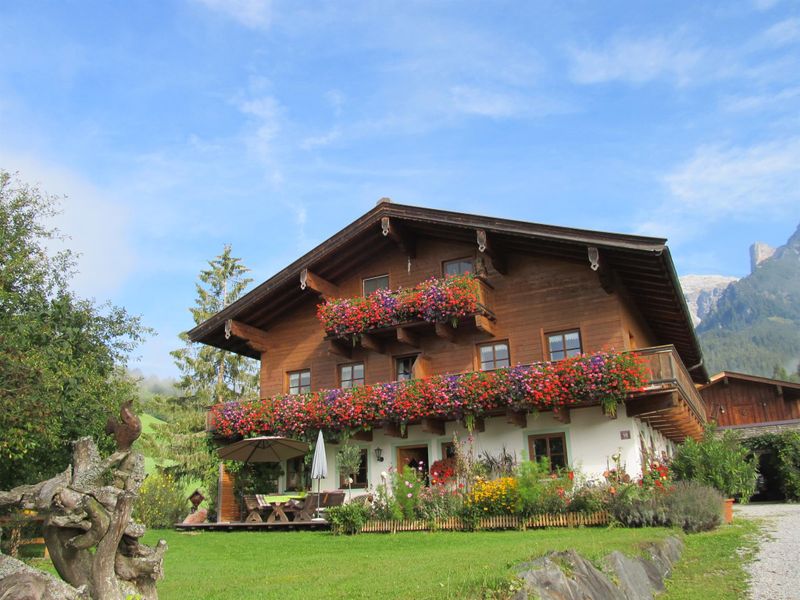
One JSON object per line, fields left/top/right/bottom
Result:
{"left": 256, "top": 237, "right": 658, "bottom": 397}
{"left": 700, "top": 372, "right": 800, "bottom": 428}
{"left": 190, "top": 201, "right": 709, "bottom": 443}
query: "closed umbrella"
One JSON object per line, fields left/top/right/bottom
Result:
{"left": 310, "top": 430, "right": 327, "bottom": 521}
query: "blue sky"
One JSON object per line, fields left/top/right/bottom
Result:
{"left": 2, "top": 0, "right": 799, "bottom": 378}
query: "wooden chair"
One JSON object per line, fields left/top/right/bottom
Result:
{"left": 293, "top": 491, "right": 346, "bottom": 522}
{"left": 243, "top": 494, "right": 262, "bottom": 522}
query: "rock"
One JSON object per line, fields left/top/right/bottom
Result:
{"left": 182, "top": 508, "right": 208, "bottom": 525}
{"left": 513, "top": 536, "right": 684, "bottom": 600}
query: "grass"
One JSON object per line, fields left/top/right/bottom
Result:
{"left": 21, "top": 517, "right": 762, "bottom": 599}
{"left": 142, "top": 527, "right": 674, "bottom": 599}
{"left": 663, "top": 519, "right": 760, "bottom": 600}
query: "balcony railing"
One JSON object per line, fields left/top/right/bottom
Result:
{"left": 632, "top": 345, "right": 707, "bottom": 424}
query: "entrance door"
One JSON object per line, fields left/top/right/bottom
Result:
{"left": 397, "top": 445, "right": 429, "bottom": 475}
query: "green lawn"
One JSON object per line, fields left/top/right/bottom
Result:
{"left": 23, "top": 519, "right": 759, "bottom": 599}
{"left": 663, "top": 519, "right": 759, "bottom": 600}
{"left": 143, "top": 527, "right": 676, "bottom": 599}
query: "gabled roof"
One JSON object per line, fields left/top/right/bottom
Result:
{"left": 188, "top": 201, "right": 708, "bottom": 382}
{"left": 703, "top": 371, "right": 800, "bottom": 399}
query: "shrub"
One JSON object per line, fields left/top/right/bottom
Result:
{"left": 745, "top": 432, "right": 800, "bottom": 501}
{"left": 393, "top": 466, "right": 424, "bottom": 519}
{"left": 671, "top": 428, "right": 758, "bottom": 502}
{"left": 609, "top": 481, "right": 723, "bottom": 533}
{"left": 568, "top": 486, "right": 607, "bottom": 514}
{"left": 608, "top": 485, "right": 669, "bottom": 528}
{"left": 328, "top": 502, "right": 369, "bottom": 535}
{"left": 664, "top": 481, "right": 723, "bottom": 533}
{"left": 418, "top": 485, "right": 463, "bottom": 521}
{"left": 134, "top": 472, "right": 188, "bottom": 528}
{"left": 516, "top": 459, "right": 571, "bottom": 516}
{"left": 370, "top": 476, "right": 403, "bottom": 520}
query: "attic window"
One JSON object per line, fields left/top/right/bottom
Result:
{"left": 363, "top": 275, "right": 389, "bottom": 296}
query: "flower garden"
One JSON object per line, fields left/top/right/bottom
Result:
{"left": 327, "top": 435, "right": 728, "bottom": 535}
{"left": 316, "top": 274, "right": 485, "bottom": 340}
{"left": 208, "top": 350, "right": 647, "bottom": 440}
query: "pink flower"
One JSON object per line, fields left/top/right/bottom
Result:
{"left": 406, "top": 493, "right": 412, "bottom": 498}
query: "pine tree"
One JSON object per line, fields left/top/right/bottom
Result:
{"left": 143, "top": 245, "right": 258, "bottom": 507}
{"left": 171, "top": 244, "right": 258, "bottom": 405}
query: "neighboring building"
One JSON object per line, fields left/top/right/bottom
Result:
{"left": 700, "top": 371, "right": 800, "bottom": 437}
{"left": 190, "top": 201, "right": 708, "bottom": 517}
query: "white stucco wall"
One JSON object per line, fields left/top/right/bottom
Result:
{"left": 281, "top": 406, "right": 675, "bottom": 493}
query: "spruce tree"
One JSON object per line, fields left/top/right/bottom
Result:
{"left": 171, "top": 244, "right": 258, "bottom": 406}
{"left": 144, "top": 245, "right": 258, "bottom": 500}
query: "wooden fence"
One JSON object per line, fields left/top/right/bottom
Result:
{"left": 357, "top": 511, "right": 610, "bottom": 533}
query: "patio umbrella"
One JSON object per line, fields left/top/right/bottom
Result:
{"left": 310, "top": 430, "right": 327, "bottom": 520}
{"left": 217, "top": 436, "right": 309, "bottom": 463}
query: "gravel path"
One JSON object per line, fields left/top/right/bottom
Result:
{"left": 736, "top": 503, "right": 800, "bottom": 600}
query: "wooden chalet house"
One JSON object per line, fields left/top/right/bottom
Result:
{"left": 700, "top": 371, "right": 800, "bottom": 437}
{"left": 191, "top": 201, "right": 709, "bottom": 509}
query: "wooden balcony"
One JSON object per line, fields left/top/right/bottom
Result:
{"left": 625, "top": 345, "right": 707, "bottom": 442}
{"left": 325, "top": 277, "right": 496, "bottom": 358}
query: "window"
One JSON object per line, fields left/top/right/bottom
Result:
{"left": 340, "top": 448, "right": 369, "bottom": 488}
{"left": 395, "top": 355, "right": 418, "bottom": 381}
{"left": 478, "top": 342, "right": 510, "bottom": 370}
{"left": 443, "top": 258, "right": 474, "bottom": 277}
{"left": 547, "top": 330, "right": 582, "bottom": 361}
{"left": 340, "top": 363, "right": 365, "bottom": 389}
{"left": 363, "top": 275, "right": 389, "bottom": 296}
{"left": 285, "top": 457, "right": 307, "bottom": 491}
{"left": 287, "top": 369, "right": 311, "bottom": 394}
{"left": 441, "top": 442, "right": 456, "bottom": 459}
{"left": 528, "top": 433, "right": 568, "bottom": 471}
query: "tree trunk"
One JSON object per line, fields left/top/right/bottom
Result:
{"left": 0, "top": 404, "right": 167, "bottom": 599}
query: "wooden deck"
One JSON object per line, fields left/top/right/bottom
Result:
{"left": 174, "top": 520, "right": 330, "bottom": 532}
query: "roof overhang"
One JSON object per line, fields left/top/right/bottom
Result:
{"left": 188, "top": 202, "right": 708, "bottom": 383}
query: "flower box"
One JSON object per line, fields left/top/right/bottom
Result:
{"left": 316, "top": 274, "right": 494, "bottom": 342}
{"left": 208, "top": 351, "right": 647, "bottom": 440}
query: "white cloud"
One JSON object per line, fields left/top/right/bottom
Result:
{"left": 753, "top": 0, "right": 782, "bottom": 10}
{"left": 568, "top": 34, "right": 703, "bottom": 85}
{"left": 449, "top": 86, "right": 524, "bottom": 118}
{"left": 758, "top": 18, "right": 800, "bottom": 47}
{"left": 236, "top": 94, "right": 282, "bottom": 163}
{"left": 0, "top": 152, "right": 136, "bottom": 299}
{"left": 192, "top": 0, "right": 271, "bottom": 29}
{"left": 663, "top": 138, "right": 800, "bottom": 217}
{"left": 300, "top": 127, "right": 341, "bottom": 150}
{"left": 722, "top": 85, "right": 800, "bottom": 112}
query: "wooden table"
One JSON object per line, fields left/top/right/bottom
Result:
{"left": 265, "top": 500, "right": 300, "bottom": 524}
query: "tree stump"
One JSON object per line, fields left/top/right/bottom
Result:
{"left": 0, "top": 405, "right": 167, "bottom": 599}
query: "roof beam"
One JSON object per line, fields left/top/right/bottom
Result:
{"left": 434, "top": 322, "right": 456, "bottom": 343}
{"left": 300, "top": 268, "right": 340, "bottom": 299}
{"left": 380, "top": 217, "right": 416, "bottom": 258}
{"left": 225, "top": 320, "right": 270, "bottom": 353}
{"left": 396, "top": 326, "right": 420, "bottom": 348}
{"left": 476, "top": 229, "right": 508, "bottom": 275}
